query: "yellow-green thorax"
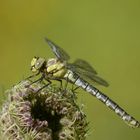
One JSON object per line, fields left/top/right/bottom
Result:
{"left": 46, "top": 58, "right": 67, "bottom": 78}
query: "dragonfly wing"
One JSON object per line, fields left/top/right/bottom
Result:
{"left": 68, "top": 64, "right": 109, "bottom": 87}
{"left": 45, "top": 37, "right": 70, "bottom": 61}
{"left": 73, "top": 59, "right": 97, "bottom": 74}
{"left": 86, "top": 72, "right": 109, "bottom": 87}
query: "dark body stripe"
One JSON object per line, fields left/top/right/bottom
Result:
{"left": 64, "top": 70, "right": 140, "bottom": 128}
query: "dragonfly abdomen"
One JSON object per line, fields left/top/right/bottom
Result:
{"left": 87, "top": 86, "right": 140, "bottom": 128}
{"left": 64, "top": 70, "right": 140, "bottom": 128}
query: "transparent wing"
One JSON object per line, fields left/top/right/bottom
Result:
{"left": 45, "top": 37, "right": 70, "bottom": 61}
{"left": 73, "top": 59, "right": 97, "bottom": 75}
{"left": 68, "top": 63, "right": 109, "bottom": 87}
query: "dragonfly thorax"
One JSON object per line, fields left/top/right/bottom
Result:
{"left": 46, "top": 58, "right": 67, "bottom": 78}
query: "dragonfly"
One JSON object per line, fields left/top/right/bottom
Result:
{"left": 28, "top": 37, "right": 140, "bottom": 128}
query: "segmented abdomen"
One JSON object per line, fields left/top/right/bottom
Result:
{"left": 64, "top": 70, "right": 140, "bottom": 128}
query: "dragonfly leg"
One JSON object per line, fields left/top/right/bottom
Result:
{"left": 72, "top": 85, "right": 80, "bottom": 93}
{"left": 35, "top": 79, "right": 52, "bottom": 93}
{"left": 25, "top": 72, "right": 40, "bottom": 80}
{"left": 73, "top": 86, "right": 80, "bottom": 91}
{"left": 25, "top": 76, "right": 44, "bottom": 88}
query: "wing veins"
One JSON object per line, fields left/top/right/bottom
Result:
{"left": 68, "top": 64, "right": 109, "bottom": 87}
{"left": 45, "top": 37, "right": 70, "bottom": 61}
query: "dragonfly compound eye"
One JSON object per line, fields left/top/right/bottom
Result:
{"left": 35, "top": 58, "right": 45, "bottom": 69}
{"left": 31, "top": 57, "right": 38, "bottom": 67}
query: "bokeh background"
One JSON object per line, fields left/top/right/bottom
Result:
{"left": 0, "top": 0, "right": 140, "bottom": 139}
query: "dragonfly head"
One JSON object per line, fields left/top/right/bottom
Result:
{"left": 31, "top": 56, "right": 46, "bottom": 73}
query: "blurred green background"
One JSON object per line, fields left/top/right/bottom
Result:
{"left": 0, "top": 0, "right": 140, "bottom": 139}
